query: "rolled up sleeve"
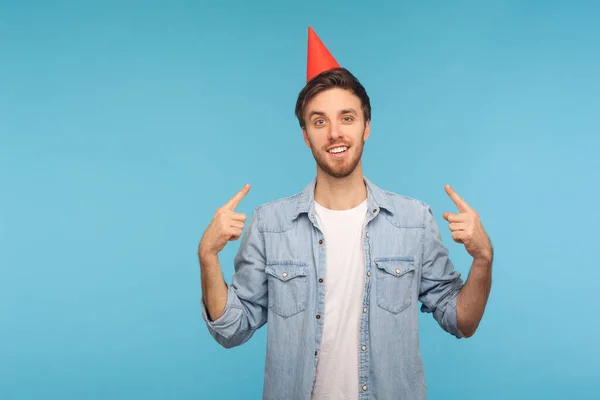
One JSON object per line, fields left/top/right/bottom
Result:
{"left": 419, "top": 205, "right": 465, "bottom": 339}
{"left": 201, "top": 207, "right": 268, "bottom": 348}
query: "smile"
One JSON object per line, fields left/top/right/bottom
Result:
{"left": 328, "top": 146, "right": 348, "bottom": 154}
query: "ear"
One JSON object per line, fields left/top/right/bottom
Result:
{"left": 363, "top": 120, "right": 371, "bottom": 142}
{"left": 302, "top": 128, "right": 311, "bottom": 148}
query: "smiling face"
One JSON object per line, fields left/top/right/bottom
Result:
{"left": 302, "top": 87, "right": 370, "bottom": 179}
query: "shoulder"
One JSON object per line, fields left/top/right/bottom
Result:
{"left": 255, "top": 190, "right": 303, "bottom": 214}
{"left": 376, "top": 186, "right": 432, "bottom": 228}
{"left": 251, "top": 190, "right": 305, "bottom": 233}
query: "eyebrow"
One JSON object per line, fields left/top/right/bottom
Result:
{"left": 308, "top": 110, "right": 326, "bottom": 120}
{"left": 308, "top": 108, "right": 358, "bottom": 119}
{"left": 339, "top": 108, "right": 358, "bottom": 116}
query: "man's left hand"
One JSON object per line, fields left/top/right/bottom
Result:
{"left": 442, "top": 184, "right": 493, "bottom": 263}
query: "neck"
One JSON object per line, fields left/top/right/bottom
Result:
{"left": 314, "top": 162, "right": 367, "bottom": 210}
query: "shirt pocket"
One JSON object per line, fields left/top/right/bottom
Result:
{"left": 265, "top": 261, "right": 309, "bottom": 319}
{"left": 374, "top": 257, "right": 416, "bottom": 314}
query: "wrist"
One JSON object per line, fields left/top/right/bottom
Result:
{"left": 473, "top": 254, "right": 493, "bottom": 267}
{"left": 198, "top": 249, "right": 219, "bottom": 267}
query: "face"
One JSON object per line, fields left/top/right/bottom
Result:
{"left": 302, "top": 88, "right": 370, "bottom": 179}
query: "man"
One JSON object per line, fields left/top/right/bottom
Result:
{"left": 198, "top": 27, "right": 493, "bottom": 400}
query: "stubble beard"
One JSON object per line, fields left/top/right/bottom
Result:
{"left": 311, "top": 138, "right": 365, "bottom": 179}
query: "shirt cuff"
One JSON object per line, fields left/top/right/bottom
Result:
{"left": 201, "top": 284, "right": 243, "bottom": 340}
{"left": 438, "top": 291, "right": 466, "bottom": 339}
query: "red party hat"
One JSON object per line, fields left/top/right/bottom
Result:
{"left": 306, "top": 27, "right": 340, "bottom": 82}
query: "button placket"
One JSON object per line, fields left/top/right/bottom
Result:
{"left": 358, "top": 205, "right": 376, "bottom": 399}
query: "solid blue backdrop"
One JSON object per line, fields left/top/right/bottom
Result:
{"left": 1, "top": 1, "right": 599, "bottom": 399}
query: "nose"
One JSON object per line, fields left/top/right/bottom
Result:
{"left": 327, "top": 120, "right": 344, "bottom": 142}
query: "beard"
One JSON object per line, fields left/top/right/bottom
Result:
{"left": 310, "top": 138, "right": 365, "bottom": 179}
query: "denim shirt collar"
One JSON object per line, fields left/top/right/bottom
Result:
{"left": 293, "top": 176, "right": 394, "bottom": 222}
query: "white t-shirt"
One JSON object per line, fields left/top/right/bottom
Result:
{"left": 311, "top": 199, "right": 368, "bottom": 400}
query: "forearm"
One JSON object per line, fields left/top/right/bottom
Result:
{"left": 199, "top": 252, "right": 228, "bottom": 321}
{"left": 456, "top": 257, "right": 492, "bottom": 337}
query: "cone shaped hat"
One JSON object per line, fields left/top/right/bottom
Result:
{"left": 306, "top": 27, "right": 340, "bottom": 82}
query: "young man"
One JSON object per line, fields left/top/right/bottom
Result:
{"left": 198, "top": 27, "right": 493, "bottom": 400}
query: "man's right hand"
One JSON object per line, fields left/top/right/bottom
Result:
{"left": 198, "top": 184, "right": 251, "bottom": 260}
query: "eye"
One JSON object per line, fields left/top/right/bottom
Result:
{"left": 314, "top": 119, "right": 326, "bottom": 126}
{"left": 343, "top": 115, "right": 354, "bottom": 122}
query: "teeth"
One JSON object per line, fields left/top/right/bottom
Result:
{"left": 329, "top": 146, "right": 347, "bottom": 154}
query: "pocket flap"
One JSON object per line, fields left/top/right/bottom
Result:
{"left": 375, "top": 258, "right": 416, "bottom": 277}
{"left": 265, "top": 262, "right": 308, "bottom": 282}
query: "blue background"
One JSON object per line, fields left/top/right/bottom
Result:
{"left": 2, "top": 1, "right": 599, "bottom": 399}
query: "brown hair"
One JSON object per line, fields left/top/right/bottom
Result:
{"left": 294, "top": 67, "right": 371, "bottom": 128}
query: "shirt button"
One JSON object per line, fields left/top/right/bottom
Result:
{"left": 282, "top": 272, "right": 288, "bottom": 278}
{"left": 367, "top": 271, "right": 371, "bottom": 277}
{"left": 319, "top": 239, "right": 324, "bottom": 245}
{"left": 362, "top": 385, "right": 368, "bottom": 391}
{"left": 315, "top": 351, "right": 318, "bottom": 356}
{"left": 372, "top": 208, "right": 377, "bottom": 214}
{"left": 395, "top": 268, "right": 401, "bottom": 274}
{"left": 362, "top": 345, "right": 367, "bottom": 351}
{"left": 365, "top": 231, "right": 369, "bottom": 238}
{"left": 363, "top": 307, "right": 367, "bottom": 313}
{"left": 316, "top": 314, "right": 321, "bottom": 319}
{"left": 319, "top": 278, "right": 324, "bottom": 283}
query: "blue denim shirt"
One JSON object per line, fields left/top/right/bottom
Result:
{"left": 202, "top": 177, "right": 465, "bottom": 399}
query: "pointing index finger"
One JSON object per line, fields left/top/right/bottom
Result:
{"left": 222, "top": 184, "right": 251, "bottom": 211}
{"left": 445, "top": 184, "right": 471, "bottom": 212}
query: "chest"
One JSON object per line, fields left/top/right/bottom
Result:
{"left": 262, "top": 214, "right": 423, "bottom": 269}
